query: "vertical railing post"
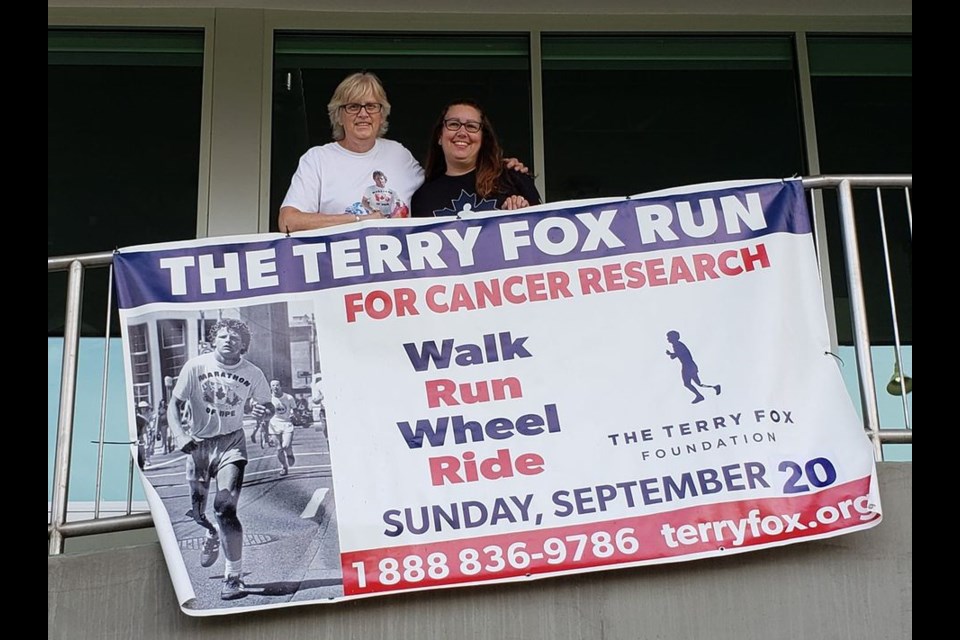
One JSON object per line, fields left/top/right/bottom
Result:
{"left": 49, "top": 260, "right": 85, "bottom": 554}
{"left": 94, "top": 263, "right": 115, "bottom": 519}
{"left": 875, "top": 188, "right": 912, "bottom": 432}
{"left": 836, "top": 180, "right": 883, "bottom": 460}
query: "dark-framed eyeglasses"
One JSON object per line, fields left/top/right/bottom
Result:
{"left": 341, "top": 102, "right": 383, "bottom": 115}
{"left": 443, "top": 119, "right": 482, "bottom": 134}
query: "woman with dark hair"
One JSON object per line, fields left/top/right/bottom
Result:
{"left": 411, "top": 100, "right": 541, "bottom": 217}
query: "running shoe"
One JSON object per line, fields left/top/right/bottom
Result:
{"left": 220, "top": 574, "right": 246, "bottom": 600}
{"left": 199, "top": 534, "right": 220, "bottom": 568}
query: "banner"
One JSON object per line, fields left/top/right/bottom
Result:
{"left": 114, "top": 178, "right": 881, "bottom": 616}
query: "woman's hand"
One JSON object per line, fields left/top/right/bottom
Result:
{"left": 502, "top": 195, "right": 531, "bottom": 210}
{"left": 503, "top": 157, "right": 529, "bottom": 174}
{"left": 347, "top": 210, "right": 383, "bottom": 224}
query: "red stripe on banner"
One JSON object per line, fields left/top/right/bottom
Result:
{"left": 341, "top": 476, "right": 879, "bottom": 596}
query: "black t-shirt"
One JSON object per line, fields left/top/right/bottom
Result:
{"left": 411, "top": 169, "right": 541, "bottom": 218}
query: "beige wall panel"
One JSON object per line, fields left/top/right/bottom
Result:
{"left": 205, "top": 9, "right": 265, "bottom": 237}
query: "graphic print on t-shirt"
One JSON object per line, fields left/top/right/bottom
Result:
{"left": 201, "top": 377, "right": 245, "bottom": 411}
{"left": 347, "top": 169, "right": 410, "bottom": 218}
{"left": 437, "top": 189, "right": 498, "bottom": 217}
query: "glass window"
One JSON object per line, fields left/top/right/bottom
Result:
{"left": 48, "top": 28, "right": 204, "bottom": 337}
{"left": 128, "top": 323, "right": 152, "bottom": 406}
{"left": 541, "top": 35, "right": 806, "bottom": 201}
{"left": 270, "top": 32, "right": 533, "bottom": 231}
{"left": 158, "top": 319, "right": 188, "bottom": 380}
{"left": 198, "top": 317, "right": 217, "bottom": 353}
{"left": 809, "top": 36, "right": 912, "bottom": 347}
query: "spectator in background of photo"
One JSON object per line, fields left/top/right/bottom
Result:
{"left": 135, "top": 400, "right": 153, "bottom": 469}
{"left": 310, "top": 374, "right": 324, "bottom": 408}
{"left": 311, "top": 373, "right": 327, "bottom": 439}
{"left": 167, "top": 318, "right": 273, "bottom": 601}
{"left": 249, "top": 404, "right": 269, "bottom": 447}
{"left": 154, "top": 397, "right": 172, "bottom": 455}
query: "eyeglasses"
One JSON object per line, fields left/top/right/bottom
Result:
{"left": 341, "top": 102, "right": 383, "bottom": 115}
{"left": 443, "top": 119, "right": 482, "bottom": 134}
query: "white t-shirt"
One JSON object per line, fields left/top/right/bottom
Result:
{"left": 268, "top": 392, "right": 297, "bottom": 429}
{"left": 281, "top": 139, "right": 424, "bottom": 218}
{"left": 171, "top": 353, "right": 271, "bottom": 439}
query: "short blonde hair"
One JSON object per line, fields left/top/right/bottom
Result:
{"left": 327, "top": 72, "right": 391, "bottom": 141}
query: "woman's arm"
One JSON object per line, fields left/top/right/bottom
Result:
{"left": 278, "top": 206, "right": 383, "bottom": 232}
{"left": 500, "top": 171, "right": 542, "bottom": 210}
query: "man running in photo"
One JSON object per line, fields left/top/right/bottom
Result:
{"left": 267, "top": 379, "right": 298, "bottom": 477}
{"left": 167, "top": 318, "right": 273, "bottom": 600}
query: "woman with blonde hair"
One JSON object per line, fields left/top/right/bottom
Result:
{"left": 279, "top": 71, "right": 422, "bottom": 231}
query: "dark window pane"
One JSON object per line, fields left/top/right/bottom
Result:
{"left": 810, "top": 36, "right": 912, "bottom": 345}
{"left": 542, "top": 35, "right": 806, "bottom": 200}
{"left": 158, "top": 319, "right": 188, "bottom": 378}
{"left": 48, "top": 28, "right": 204, "bottom": 337}
{"left": 129, "top": 322, "right": 153, "bottom": 406}
{"left": 129, "top": 323, "right": 150, "bottom": 383}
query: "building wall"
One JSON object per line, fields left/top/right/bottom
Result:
{"left": 46, "top": 1, "right": 913, "bottom": 15}
{"left": 48, "top": 462, "right": 911, "bottom": 640}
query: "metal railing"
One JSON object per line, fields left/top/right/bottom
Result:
{"left": 47, "top": 175, "right": 913, "bottom": 554}
{"left": 801, "top": 175, "right": 913, "bottom": 460}
{"left": 48, "top": 251, "right": 156, "bottom": 555}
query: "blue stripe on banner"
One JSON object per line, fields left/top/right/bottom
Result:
{"left": 114, "top": 180, "right": 808, "bottom": 309}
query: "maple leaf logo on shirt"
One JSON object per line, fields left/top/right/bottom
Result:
{"left": 438, "top": 190, "right": 498, "bottom": 217}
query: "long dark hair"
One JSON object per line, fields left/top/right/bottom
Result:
{"left": 423, "top": 99, "right": 505, "bottom": 199}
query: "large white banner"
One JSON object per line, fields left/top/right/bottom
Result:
{"left": 115, "top": 178, "right": 881, "bottom": 616}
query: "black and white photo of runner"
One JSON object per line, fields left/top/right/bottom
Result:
{"left": 124, "top": 300, "right": 342, "bottom": 611}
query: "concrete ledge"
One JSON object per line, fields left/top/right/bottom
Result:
{"left": 49, "top": 462, "right": 911, "bottom": 640}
